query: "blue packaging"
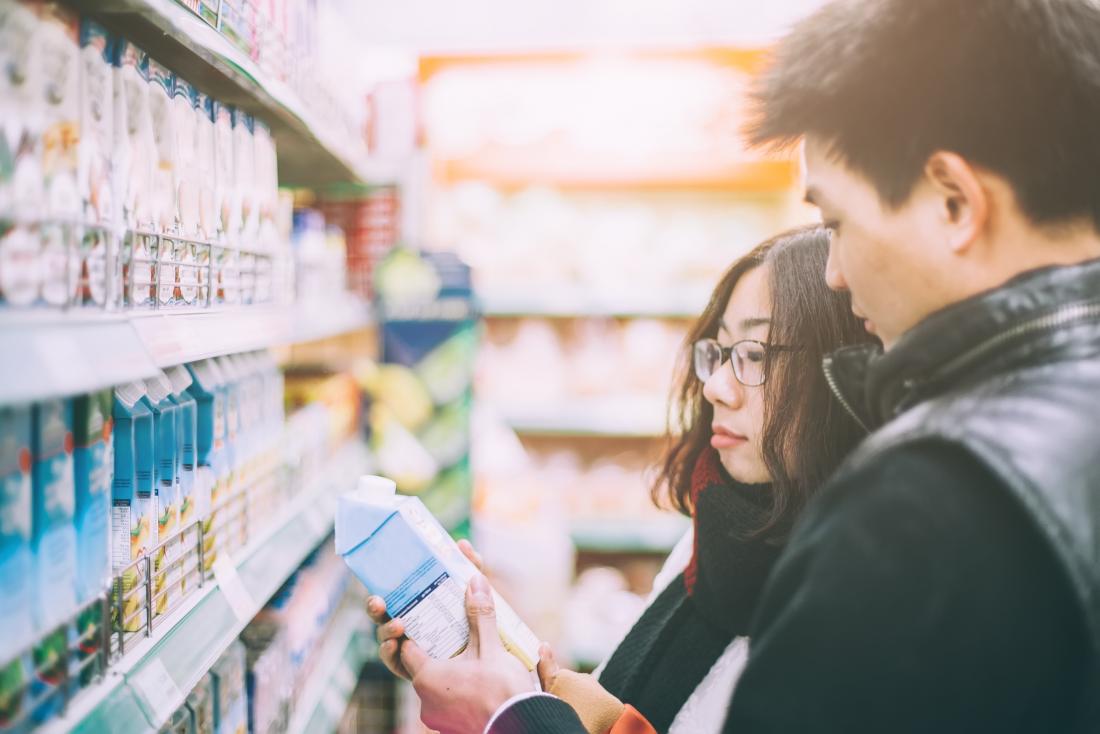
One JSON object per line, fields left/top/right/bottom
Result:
{"left": 32, "top": 400, "right": 77, "bottom": 633}
{"left": 73, "top": 391, "right": 113, "bottom": 605}
{"left": 0, "top": 405, "right": 34, "bottom": 662}
{"left": 112, "top": 382, "right": 155, "bottom": 633}
{"left": 142, "top": 373, "right": 179, "bottom": 616}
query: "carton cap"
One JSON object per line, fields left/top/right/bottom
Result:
{"left": 166, "top": 365, "right": 193, "bottom": 394}
{"left": 359, "top": 475, "right": 397, "bottom": 501}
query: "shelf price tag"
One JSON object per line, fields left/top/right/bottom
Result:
{"left": 213, "top": 556, "right": 256, "bottom": 623}
{"left": 131, "top": 658, "right": 184, "bottom": 724}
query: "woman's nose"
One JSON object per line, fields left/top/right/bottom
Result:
{"left": 702, "top": 359, "right": 744, "bottom": 410}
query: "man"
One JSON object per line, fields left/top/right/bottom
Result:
{"left": 394, "top": 0, "right": 1100, "bottom": 730}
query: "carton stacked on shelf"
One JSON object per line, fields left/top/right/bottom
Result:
{"left": 0, "top": 1, "right": 283, "bottom": 312}
{"left": 0, "top": 348, "right": 374, "bottom": 730}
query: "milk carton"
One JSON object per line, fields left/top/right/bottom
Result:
{"left": 212, "top": 101, "right": 237, "bottom": 305}
{"left": 0, "top": 405, "right": 34, "bottom": 664}
{"left": 112, "top": 382, "right": 155, "bottom": 632}
{"left": 73, "top": 390, "right": 112, "bottom": 605}
{"left": 77, "top": 19, "right": 115, "bottom": 308}
{"left": 186, "top": 359, "right": 225, "bottom": 570}
{"left": 335, "top": 476, "right": 541, "bottom": 671}
{"left": 146, "top": 58, "right": 176, "bottom": 308}
{"left": 72, "top": 390, "right": 112, "bottom": 691}
{"left": 143, "top": 372, "right": 180, "bottom": 615}
{"left": 37, "top": 4, "right": 81, "bottom": 308}
{"left": 232, "top": 112, "right": 256, "bottom": 303}
{"left": 172, "top": 77, "right": 200, "bottom": 308}
{"left": 0, "top": 407, "right": 33, "bottom": 730}
{"left": 167, "top": 367, "right": 198, "bottom": 531}
{"left": 115, "top": 41, "right": 156, "bottom": 308}
{"left": 31, "top": 399, "right": 77, "bottom": 634}
{"left": 214, "top": 356, "right": 243, "bottom": 546}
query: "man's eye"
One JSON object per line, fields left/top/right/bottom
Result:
{"left": 824, "top": 219, "right": 841, "bottom": 236}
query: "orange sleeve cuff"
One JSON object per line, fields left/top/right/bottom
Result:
{"left": 608, "top": 705, "right": 659, "bottom": 734}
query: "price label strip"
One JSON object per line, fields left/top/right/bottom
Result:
{"left": 212, "top": 556, "right": 257, "bottom": 623}
{"left": 131, "top": 658, "right": 184, "bottom": 724}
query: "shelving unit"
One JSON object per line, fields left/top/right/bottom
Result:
{"left": 0, "top": 297, "right": 372, "bottom": 405}
{"left": 570, "top": 516, "right": 688, "bottom": 554}
{"left": 37, "top": 441, "right": 372, "bottom": 734}
{"left": 66, "top": 0, "right": 395, "bottom": 188}
{"left": 286, "top": 606, "right": 377, "bottom": 734}
{"left": 479, "top": 288, "right": 707, "bottom": 320}
{"left": 501, "top": 396, "right": 669, "bottom": 438}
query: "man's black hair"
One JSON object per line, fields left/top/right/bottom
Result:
{"left": 748, "top": 0, "right": 1100, "bottom": 231}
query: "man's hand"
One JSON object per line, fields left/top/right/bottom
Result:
{"left": 402, "top": 573, "right": 538, "bottom": 734}
{"left": 368, "top": 539, "right": 486, "bottom": 680}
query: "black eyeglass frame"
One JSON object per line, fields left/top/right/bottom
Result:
{"left": 692, "top": 338, "right": 802, "bottom": 387}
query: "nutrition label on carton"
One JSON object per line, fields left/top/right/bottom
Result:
{"left": 393, "top": 570, "right": 468, "bottom": 659}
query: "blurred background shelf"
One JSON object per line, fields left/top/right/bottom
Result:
{"left": 69, "top": 0, "right": 375, "bottom": 188}
{"left": 479, "top": 288, "right": 708, "bottom": 319}
{"left": 499, "top": 396, "right": 669, "bottom": 438}
{"left": 570, "top": 516, "right": 689, "bottom": 554}
{"left": 286, "top": 605, "right": 377, "bottom": 734}
{"left": 0, "top": 298, "right": 372, "bottom": 404}
{"left": 45, "top": 441, "right": 371, "bottom": 734}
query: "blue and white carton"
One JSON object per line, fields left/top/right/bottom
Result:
{"left": 335, "top": 476, "right": 540, "bottom": 671}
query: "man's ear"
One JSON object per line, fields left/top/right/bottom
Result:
{"left": 923, "top": 151, "right": 989, "bottom": 254}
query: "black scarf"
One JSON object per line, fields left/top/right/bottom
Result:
{"left": 598, "top": 449, "right": 786, "bottom": 732}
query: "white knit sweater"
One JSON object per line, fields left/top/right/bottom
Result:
{"left": 594, "top": 528, "right": 750, "bottom": 734}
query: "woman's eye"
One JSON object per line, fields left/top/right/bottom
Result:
{"left": 745, "top": 350, "right": 766, "bottom": 364}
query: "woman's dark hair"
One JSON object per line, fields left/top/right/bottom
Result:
{"left": 653, "top": 224, "right": 874, "bottom": 535}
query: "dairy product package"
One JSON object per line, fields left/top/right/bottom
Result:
{"left": 146, "top": 58, "right": 176, "bottom": 308}
{"left": 112, "top": 381, "right": 155, "bottom": 632}
{"left": 231, "top": 110, "right": 254, "bottom": 304}
{"left": 167, "top": 366, "right": 198, "bottom": 531}
{"left": 73, "top": 390, "right": 113, "bottom": 606}
{"left": 0, "top": 407, "right": 34, "bottom": 727}
{"left": 31, "top": 399, "right": 77, "bottom": 633}
{"left": 0, "top": 0, "right": 45, "bottom": 310}
{"left": 186, "top": 359, "right": 225, "bottom": 570}
{"left": 214, "top": 356, "right": 244, "bottom": 547}
{"left": 77, "top": 19, "right": 116, "bottom": 309}
{"left": 115, "top": 40, "right": 156, "bottom": 308}
{"left": 212, "top": 101, "right": 237, "bottom": 305}
{"left": 143, "top": 372, "right": 180, "bottom": 616}
{"left": 172, "top": 77, "right": 200, "bottom": 308}
{"left": 0, "top": 405, "right": 34, "bottom": 664}
{"left": 36, "top": 4, "right": 81, "bottom": 308}
{"left": 335, "top": 476, "right": 541, "bottom": 672}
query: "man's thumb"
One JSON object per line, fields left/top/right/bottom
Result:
{"left": 466, "top": 573, "right": 498, "bottom": 656}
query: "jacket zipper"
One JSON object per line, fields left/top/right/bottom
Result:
{"left": 898, "top": 299, "right": 1100, "bottom": 413}
{"left": 822, "top": 355, "right": 871, "bottom": 433}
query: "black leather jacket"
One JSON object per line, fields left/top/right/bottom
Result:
{"left": 823, "top": 257, "right": 1100, "bottom": 730}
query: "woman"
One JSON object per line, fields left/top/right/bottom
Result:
{"left": 370, "top": 225, "right": 875, "bottom": 734}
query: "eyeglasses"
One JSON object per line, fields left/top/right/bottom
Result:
{"left": 692, "top": 338, "right": 799, "bottom": 387}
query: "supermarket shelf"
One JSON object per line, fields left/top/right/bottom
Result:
{"left": 0, "top": 297, "right": 372, "bottom": 405}
{"left": 480, "top": 288, "right": 708, "bottom": 319}
{"left": 41, "top": 441, "right": 371, "bottom": 734}
{"left": 434, "top": 157, "right": 799, "bottom": 193}
{"left": 287, "top": 606, "right": 377, "bottom": 734}
{"left": 69, "top": 0, "right": 372, "bottom": 188}
{"left": 570, "top": 515, "right": 689, "bottom": 554}
{"left": 500, "top": 397, "right": 669, "bottom": 438}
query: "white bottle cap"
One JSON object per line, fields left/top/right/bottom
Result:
{"left": 358, "top": 475, "right": 397, "bottom": 502}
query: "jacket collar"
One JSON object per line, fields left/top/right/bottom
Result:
{"left": 828, "top": 257, "right": 1100, "bottom": 429}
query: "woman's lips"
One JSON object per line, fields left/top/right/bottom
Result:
{"left": 711, "top": 425, "right": 747, "bottom": 450}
